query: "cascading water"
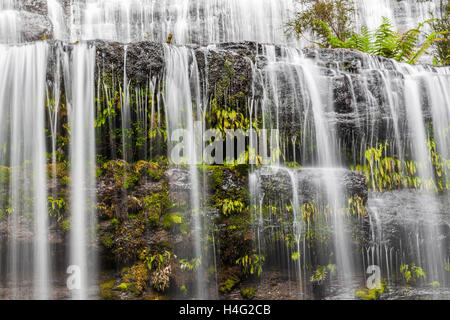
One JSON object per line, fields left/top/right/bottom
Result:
{"left": 66, "top": 43, "right": 97, "bottom": 299}
{"left": 0, "top": 0, "right": 21, "bottom": 44}
{"left": 163, "top": 45, "right": 207, "bottom": 299}
{"left": 0, "top": 42, "right": 49, "bottom": 299}
{"left": 0, "top": 0, "right": 449, "bottom": 301}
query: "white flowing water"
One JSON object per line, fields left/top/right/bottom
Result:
{"left": 0, "top": 0, "right": 448, "bottom": 300}
{"left": 0, "top": 42, "right": 49, "bottom": 299}
{"left": 163, "top": 45, "right": 206, "bottom": 299}
{"left": 0, "top": 0, "right": 21, "bottom": 44}
{"left": 43, "top": 0, "right": 440, "bottom": 45}
{"left": 66, "top": 43, "right": 97, "bottom": 300}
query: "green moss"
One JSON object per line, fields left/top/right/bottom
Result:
{"left": 0, "top": 165, "right": 10, "bottom": 184}
{"left": 99, "top": 280, "right": 117, "bottom": 300}
{"left": 240, "top": 287, "right": 257, "bottom": 300}
{"left": 121, "top": 262, "right": 149, "bottom": 296}
{"left": 219, "top": 275, "right": 240, "bottom": 293}
{"left": 112, "top": 218, "right": 146, "bottom": 264}
{"left": 101, "top": 234, "right": 114, "bottom": 248}
{"left": 117, "top": 282, "right": 130, "bottom": 292}
{"left": 111, "top": 218, "right": 120, "bottom": 229}
{"left": 142, "top": 188, "right": 170, "bottom": 227}
{"left": 124, "top": 172, "right": 139, "bottom": 189}
{"left": 208, "top": 166, "right": 224, "bottom": 190}
{"left": 162, "top": 212, "right": 183, "bottom": 229}
{"left": 354, "top": 281, "right": 386, "bottom": 300}
{"left": 61, "top": 218, "right": 71, "bottom": 231}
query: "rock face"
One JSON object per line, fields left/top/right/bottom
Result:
{"left": 19, "top": 11, "right": 53, "bottom": 42}
{"left": 0, "top": 0, "right": 53, "bottom": 42}
{"left": 253, "top": 167, "right": 368, "bottom": 204}
{"left": 77, "top": 40, "right": 443, "bottom": 166}
{"left": 367, "top": 190, "right": 450, "bottom": 250}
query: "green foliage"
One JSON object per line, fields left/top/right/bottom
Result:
{"left": 121, "top": 262, "right": 149, "bottom": 296}
{"left": 216, "top": 198, "right": 245, "bottom": 216}
{"left": 288, "top": 1, "right": 448, "bottom": 64}
{"left": 430, "top": 3, "right": 450, "bottom": 66}
{"left": 236, "top": 254, "right": 265, "bottom": 277}
{"left": 99, "top": 280, "right": 117, "bottom": 300}
{"left": 47, "top": 196, "right": 66, "bottom": 221}
{"left": 240, "top": 287, "right": 257, "bottom": 300}
{"left": 162, "top": 212, "right": 183, "bottom": 229}
{"left": 400, "top": 264, "right": 426, "bottom": 284}
{"left": 144, "top": 251, "right": 174, "bottom": 292}
{"left": 112, "top": 218, "right": 147, "bottom": 264}
{"left": 313, "top": 17, "right": 447, "bottom": 63}
{"left": 310, "top": 264, "right": 336, "bottom": 283}
{"left": 353, "top": 141, "right": 449, "bottom": 192}
{"left": 219, "top": 275, "right": 240, "bottom": 293}
{"left": 345, "top": 195, "right": 366, "bottom": 217}
{"left": 101, "top": 234, "right": 114, "bottom": 248}
{"left": 142, "top": 189, "right": 170, "bottom": 227}
{"left": 428, "top": 281, "right": 440, "bottom": 290}
{"left": 445, "top": 262, "right": 450, "bottom": 272}
{"left": 301, "top": 201, "right": 319, "bottom": 222}
{"left": 355, "top": 280, "right": 386, "bottom": 300}
{"left": 179, "top": 257, "right": 201, "bottom": 272}
{"left": 286, "top": 0, "right": 355, "bottom": 45}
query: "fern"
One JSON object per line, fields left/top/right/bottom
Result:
{"left": 408, "top": 30, "right": 450, "bottom": 64}
{"left": 373, "top": 17, "right": 399, "bottom": 58}
{"left": 308, "top": 16, "right": 447, "bottom": 65}
{"left": 347, "top": 26, "right": 373, "bottom": 53}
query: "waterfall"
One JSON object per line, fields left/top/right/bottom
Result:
{"left": 0, "top": 42, "right": 49, "bottom": 299}
{"left": 66, "top": 43, "right": 97, "bottom": 299}
{"left": 0, "top": 0, "right": 449, "bottom": 300}
{"left": 163, "top": 45, "right": 207, "bottom": 298}
{"left": 0, "top": 0, "right": 21, "bottom": 44}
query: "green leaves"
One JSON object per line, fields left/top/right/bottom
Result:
{"left": 296, "top": 14, "right": 446, "bottom": 64}
{"left": 400, "top": 264, "right": 426, "bottom": 284}
{"left": 236, "top": 254, "right": 265, "bottom": 277}
{"left": 310, "top": 264, "right": 337, "bottom": 283}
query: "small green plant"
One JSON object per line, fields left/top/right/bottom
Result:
{"left": 310, "top": 264, "right": 336, "bottom": 283}
{"left": 236, "top": 254, "right": 265, "bottom": 277}
{"left": 240, "top": 287, "right": 257, "bottom": 300}
{"left": 301, "top": 202, "right": 318, "bottom": 222}
{"left": 47, "top": 196, "right": 66, "bottom": 220}
{"left": 219, "top": 275, "right": 240, "bottom": 293}
{"left": 145, "top": 251, "right": 174, "bottom": 291}
{"left": 428, "top": 281, "right": 440, "bottom": 290}
{"left": 355, "top": 280, "right": 387, "bottom": 300}
{"left": 162, "top": 212, "right": 182, "bottom": 229}
{"left": 217, "top": 198, "right": 245, "bottom": 216}
{"left": 179, "top": 257, "right": 201, "bottom": 272}
{"left": 400, "top": 264, "right": 426, "bottom": 284}
{"left": 445, "top": 262, "right": 450, "bottom": 272}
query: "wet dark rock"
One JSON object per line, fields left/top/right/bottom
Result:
{"left": 166, "top": 168, "right": 192, "bottom": 192}
{"left": 367, "top": 190, "right": 450, "bottom": 251}
{"left": 19, "top": 11, "right": 53, "bottom": 42}
{"left": 19, "top": 0, "right": 48, "bottom": 16}
{"left": 254, "top": 167, "right": 368, "bottom": 204}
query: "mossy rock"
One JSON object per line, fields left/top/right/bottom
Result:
{"left": 240, "top": 287, "right": 257, "bottom": 300}
{"left": 99, "top": 280, "right": 118, "bottom": 300}
{"left": 220, "top": 275, "right": 240, "bottom": 294}
{"left": 354, "top": 285, "right": 385, "bottom": 300}
{"left": 121, "top": 262, "right": 149, "bottom": 296}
